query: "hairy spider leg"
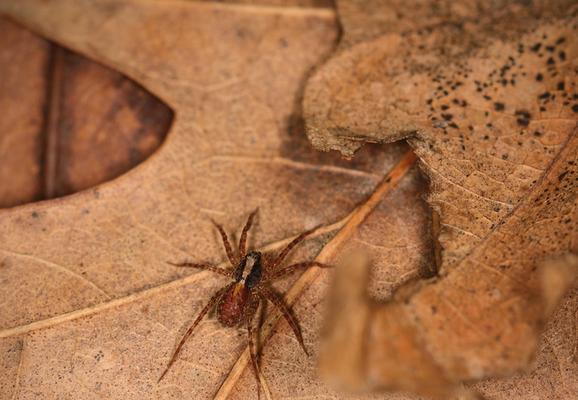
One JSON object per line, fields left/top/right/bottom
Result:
{"left": 211, "top": 219, "right": 237, "bottom": 265}
{"left": 259, "top": 286, "right": 308, "bottom": 356}
{"left": 167, "top": 261, "right": 232, "bottom": 277}
{"left": 246, "top": 297, "right": 263, "bottom": 400}
{"left": 158, "top": 284, "right": 232, "bottom": 382}
{"left": 268, "top": 227, "right": 318, "bottom": 272}
{"left": 239, "top": 209, "right": 258, "bottom": 260}
{"left": 267, "top": 261, "right": 332, "bottom": 281}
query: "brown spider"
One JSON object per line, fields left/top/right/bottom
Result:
{"left": 158, "top": 210, "right": 331, "bottom": 389}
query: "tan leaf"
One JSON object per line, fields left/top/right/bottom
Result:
{"left": 319, "top": 143, "right": 578, "bottom": 396}
{"left": 0, "top": 1, "right": 433, "bottom": 399}
{"left": 305, "top": 1, "right": 577, "bottom": 266}
{"left": 304, "top": 0, "right": 578, "bottom": 398}
{"left": 0, "top": 18, "right": 49, "bottom": 208}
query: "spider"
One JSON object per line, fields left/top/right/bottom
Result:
{"left": 158, "top": 210, "right": 331, "bottom": 391}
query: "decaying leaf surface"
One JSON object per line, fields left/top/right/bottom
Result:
{"left": 0, "top": 1, "right": 433, "bottom": 399}
{"left": 304, "top": 0, "right": 578, "bottom": 398}
{"left": 305, "top": 0, "right": 577, "bottom": 266}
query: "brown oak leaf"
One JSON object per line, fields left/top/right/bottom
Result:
{"left": 304, "top": 0, "right": 578, "bottom": 398}
{"left": 0, "top": 15, "right": 173, "bottom": 209}
{"left": 0, "top": 1, "right": 434, "bottom": 399}
{"left": 320, "top": 136, "right": 578, "bottom": 397}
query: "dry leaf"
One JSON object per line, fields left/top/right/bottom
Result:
{"left": 0, "top": 1, "right": 433, "bottom": 399}
{"left": 0, "top": 16, "right": 172, "bottom": 208}
{"left": 319, "top": 146, "right": 578, "bottom": 395}
{"left": 305, "top": 0, "right": 577, "bottom": 265}
{"left": 304, "top": 0, "right": 578, "bottom": 398}
{"left": 0, "top": 18, "right": 49, "bottom": 208}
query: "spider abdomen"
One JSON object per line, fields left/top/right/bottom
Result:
{"left": 217, "top": 283, "right": 249, "bottom": 327}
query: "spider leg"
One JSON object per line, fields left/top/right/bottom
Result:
{"left": 238, "top": 209, "right": 258, "bottom": 259}
{"left": 269, "top": 226, "right": 318, "bottom": 272}
{"left": 211, "top": 219, "right": 237, "bottom": 266}
{"left": 158, "top": 285, "right": 230, "bottom": 382}
{"left": 246, "top": 297, "right": 262, "bottom": 400}
{"left": 167, "top": 261, "right": 232, "bottom": 277}
{"left": 267, "top": 261, "right": 332, "bottom": 281}
{"left": 259, "top": 286, "right": 309, "bottom": 356}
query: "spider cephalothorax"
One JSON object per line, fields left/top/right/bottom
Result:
{"left": 158, "top": 210, "right": 331, "bottom": 389}
{"left": 217, "top": 251, "right": 262, "bottom": 327}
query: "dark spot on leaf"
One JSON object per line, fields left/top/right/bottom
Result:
{"left": 515, "top": 109, "right": 531, "bottom": 126}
